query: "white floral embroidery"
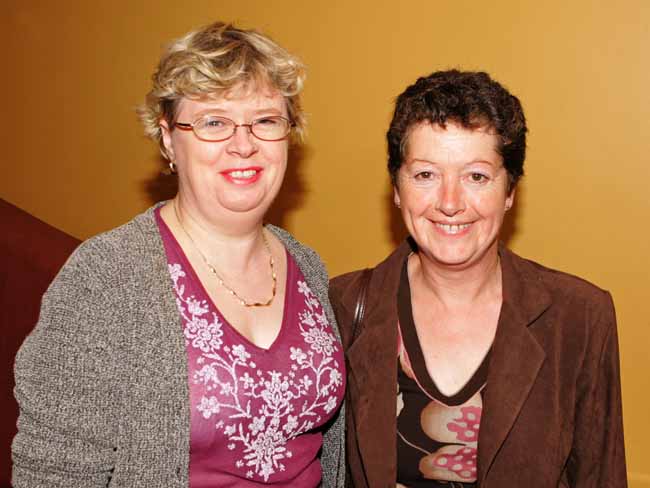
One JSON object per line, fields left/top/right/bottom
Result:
{"left": 169, "top": 264, "right": 343, "bottom": 482}
{"left": 198, "top": 396, "right": 220, "bottom": 419}
{"left": 302, "top": 325, "right": 336, "bottom": 355}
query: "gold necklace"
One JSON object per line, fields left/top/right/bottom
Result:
{"left": 172, "top": 200, "right": 277, "bottom": 307}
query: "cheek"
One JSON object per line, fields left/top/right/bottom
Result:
{"left": 401, "top": 188, "right": 433, "bottom": 214}
{"left": 263, "top": 146, "right": 289, "bottom": 178}
{"left": 469, "top": 190, "right": 508, "bottom": 217}
{"left": 176, "top": 139, "right": 221, "bottom": 166}
{"left": 272, "top": 144, "right": 289, "bottom": 165}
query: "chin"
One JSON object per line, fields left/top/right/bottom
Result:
{"left": 432, "top": 255, "right": 475, "bottom": 268}
{"left": 224, "top": 201, "right": 269, "bottom": 215}
{"left": 217, "top": 191, "right": 269, "bottom": 213}
{"left": 431, "top": 244, "right": 498, "bottom": 269}
{"left": 416, "top": 242, "right": 476, "bottom": 267}
{"left": 220, "top": 181, "right": 283, "bottom": 213}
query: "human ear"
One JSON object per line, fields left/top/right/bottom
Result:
{"left": 160, "top": 120, "right": 175, "bottom": 161}
{"left": 505, "top": 187, "right": 515, "bottom": 211}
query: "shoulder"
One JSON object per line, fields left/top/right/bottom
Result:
{"left": 76, "top": 206, "right": 159, "bottom": 260}
{"left": 266, "top": 224, "right": 317, "bottom": 260}
{"left": 50, "top": 205, "right": 162, "bottom": 294}
{"left": 330, "top": 240, "right": 412, "bottom": 316}
{"left": 506, "top": 248, "right": 612, "bottom": 304}
{"left": 267, "top": 224, "right": 328, "bottom": 282}
{"left": 503, "top": 248, "right": 616, "bottom": 341}
{"left": 328, "top": 270, "right": 371, "bottom": 344}
{"left": 329, "top": 269, "right": 368, "bottom": 310}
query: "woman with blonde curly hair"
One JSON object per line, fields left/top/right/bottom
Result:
{"left": 12, "top": 22, "right": 345, "bottom": 488}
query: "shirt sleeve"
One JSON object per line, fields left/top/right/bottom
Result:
{"left": 567, "top": 291, "right": 627, "bottom": 487}
{"left": 12, "top": 243, "right": 120, "bottom": 488}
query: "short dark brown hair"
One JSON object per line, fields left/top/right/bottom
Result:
{"left": 387, "top": 70, "right": 527, "bottom": 189}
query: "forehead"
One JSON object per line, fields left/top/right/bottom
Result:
{"left": 177, "top": 84, "right": 287, "bottom": 117}
{"left": 405, "top": 122, "right": 501, "bottom": 165}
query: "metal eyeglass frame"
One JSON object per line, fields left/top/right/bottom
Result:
{"left": 174, "top": 115, "right": 294, "bottom": 142}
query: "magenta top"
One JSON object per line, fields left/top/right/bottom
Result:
{"left": 156, "top": 210, "right": 345, "bottom": 487}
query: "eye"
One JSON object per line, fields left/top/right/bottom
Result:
{"left": 202, "top": 116, "right": 230, "bottom": 129}
{"left": 469, "top": 172, "right": 489, "bottom": 183}
{"left": 414, "top": 171, "right": 434, "bottom": 180}
{"left": 254, "top": 116, "right": 281, "bottom": 126}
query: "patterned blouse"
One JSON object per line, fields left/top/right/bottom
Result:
{"left": 396, "top": 262, "right": 488, "bottom": 488}
{"left": 156, "top": 210, "right": 345, "bottom": 487}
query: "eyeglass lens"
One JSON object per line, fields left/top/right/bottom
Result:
{"left": 195, "top": 115, "right": 290, "bottom": 141}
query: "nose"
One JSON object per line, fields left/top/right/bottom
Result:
{"left": 436, "top": 176, "right": 465, "bottom": 216}
{"left": 226, "top": 124, "right": 258, "bottom": 158}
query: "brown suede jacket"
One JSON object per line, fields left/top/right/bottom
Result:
{"left": 329, "top": 241, "right": 627, "bottom": 488}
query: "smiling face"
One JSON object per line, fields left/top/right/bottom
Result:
{"left": 394, "top": 122, "right": 514, "bottom": 270}
{"left": 161, "top": 86, "right": 289, "bottom": 226}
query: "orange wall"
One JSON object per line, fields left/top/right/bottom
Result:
{"left": 3, "top": 1, "right": 649, "bottom": 484}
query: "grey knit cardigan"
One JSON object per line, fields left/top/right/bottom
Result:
{"left": 12, "top": 205, "right": 345, "bottom": 488}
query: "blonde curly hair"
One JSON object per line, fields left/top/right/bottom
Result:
{"left": 138, "top": 22, "right": 306, "bottom": 160}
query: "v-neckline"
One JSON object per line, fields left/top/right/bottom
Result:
{"left": 397, "top": 260, "right": 491, "bottom": 406}
{"left": 155, "top": 206, "right": 292, "bottom": 353}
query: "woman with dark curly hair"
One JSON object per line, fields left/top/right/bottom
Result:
{"left": 330, "top": 70, "right": 626, "bottom": 487}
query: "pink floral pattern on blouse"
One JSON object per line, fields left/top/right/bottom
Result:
{"left": 157, "top": 212, "right": 345, "bottom": 487}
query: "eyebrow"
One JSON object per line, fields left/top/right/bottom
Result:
{"left": 192, "top": 106, "right": 285, "bottom": 117}
{"left": 407, "top": 158, "right": 499, "bottom": 166}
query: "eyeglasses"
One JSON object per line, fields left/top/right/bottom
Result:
{"left": 174, "top": 115, "right": 294, "bottom": 142}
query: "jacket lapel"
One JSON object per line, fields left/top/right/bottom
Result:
{"left": 477, "top": 246, "right": 551, "bottom": 483}
{"left": 345, "top": 242, "right": 552, "bottom": 486}
{"left": 345, "top": 242, "right": 412, "bottom": 487}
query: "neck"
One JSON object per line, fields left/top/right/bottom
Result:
{"left": 165, "top": 196, "right": 268, "bottom": 273}
{"left": 410, "top": 247, "right": 502, "bottom": 309}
